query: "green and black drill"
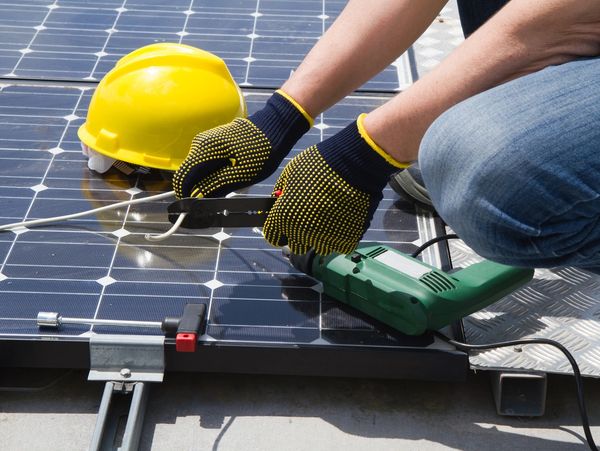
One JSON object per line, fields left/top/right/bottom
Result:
{"left": 284, "top": 242, "right": 534, "bottom": 335}
{"left": 169, "top": 196, "right": 535, "bottom": 336}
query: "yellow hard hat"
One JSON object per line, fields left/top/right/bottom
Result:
{"left": 78, "top": 43, "right": 247, "bottom": 172}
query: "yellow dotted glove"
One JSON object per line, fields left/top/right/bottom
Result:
{"left": 173, "top": 90, "right": 312, "bottom": 199}
{"left": 263, "top": 116, "right": 409, "bottom": 256}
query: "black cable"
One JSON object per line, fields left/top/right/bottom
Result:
{"left": 411, "top": 233, "right": 459, "bottom": 258}
{"left": 409, "top": 226, "right": 596, "bottom": 447}
{"left": 434, "top": 331, "right": 598, "bottom": 451}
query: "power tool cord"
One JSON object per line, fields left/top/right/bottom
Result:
{"left": 411, "top": 233, "right": 459, "bottom": 258}
{"left": 414, "top": 233, "right": 598, "bottom": 449}
{"left": 435, "top": 332, "right": 598, "bottom": 450}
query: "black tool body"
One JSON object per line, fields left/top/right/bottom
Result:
{"left": 168, "top": 196, "right": 276, "bottom": 229}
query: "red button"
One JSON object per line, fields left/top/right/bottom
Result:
{"left": 176, "top": 333, "right": 197, "bottom": 352}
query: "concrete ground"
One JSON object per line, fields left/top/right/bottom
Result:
{"left": 1, "top": 369, "right": 599, "bottom": 450}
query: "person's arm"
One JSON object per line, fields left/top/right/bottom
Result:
{"left": 174, "top": 0, "right": 448, "bottom": 199}
{"left": 363, "top": 0, "right": 600, "bottom": 162}
{"left": 281, "top": 0, "right": 449, "bottom": 117}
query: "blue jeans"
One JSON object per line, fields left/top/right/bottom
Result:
{"left": 419, "top": 57, "right": 600, "bottom": 271}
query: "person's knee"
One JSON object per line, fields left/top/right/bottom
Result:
{"left": 418, "top": 60, "right": 600, "bottom": 268}
{"left": 418, "top": 103, "right": 542, "bottom": 265}
{"left": 419, "top": 104, "right": 600, "bottom": 268}
{"left": 419, "top": 101, "right": 500, "bottom": 227}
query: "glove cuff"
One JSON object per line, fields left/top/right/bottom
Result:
{"left": 318, "top": 118, "right": 410, "bottom": 195}
{"left": 356, "top": 114, "right": 409, "bottom": 169}
{"left": 276, "top": 89, "right": 314, "bottom": 127}
{"left": 249, "top": 90, "right": 313, "bottom": 157}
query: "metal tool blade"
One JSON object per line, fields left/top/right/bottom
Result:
{"left": 168, "top": 196, "right": 277, "bottom": 229}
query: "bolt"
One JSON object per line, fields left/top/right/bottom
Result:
{"left": 120, "top": 368, "right": 131, "bottom": 378}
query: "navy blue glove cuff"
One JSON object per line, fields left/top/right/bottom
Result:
{"left": 318, "top": 120, "right": 399, "bottom": 195}
{"left": 250, "top": 91, "right": 311, "bottom": 159}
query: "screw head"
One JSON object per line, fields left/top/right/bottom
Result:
{"left": 120, "top": 368, "right": 131, "bottom": 378}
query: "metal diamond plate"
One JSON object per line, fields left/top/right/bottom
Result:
{"left": 450, "top": 238, "right": 600, "bottom": 377}
{"left": 414, "top": 1, "right": 463, "bottom": 78}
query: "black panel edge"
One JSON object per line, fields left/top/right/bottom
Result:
{"left": 167, "top": 344, "right": 469, "bottom": 381}
{"left": 0, "top": 338, "right": 468, "bottom": 382}
{"left": 0, "top": 338, "right": 89, "bottom": 369}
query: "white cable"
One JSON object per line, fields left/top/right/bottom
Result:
{"left": 0, "top": 190, "right": 176, "bottom": 232}
{"left": 144, "top": 212, "right": 187, "bottom": 242}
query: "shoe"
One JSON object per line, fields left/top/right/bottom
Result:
{"left": 388, "top": 164, "right": 435, "bottom": 211}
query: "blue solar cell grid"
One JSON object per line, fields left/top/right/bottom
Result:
{"left": 0, "top": 84, "right": 426, "bottom": 347}
{"left": 0, "top": 0, "right": 404, "bottom": 91}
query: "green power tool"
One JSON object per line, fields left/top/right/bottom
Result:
{"left": 285, "top": 243, "right": 534, "bottom": 336}
{"left": 168, "top": 196, "right": 535, "bottom": 336}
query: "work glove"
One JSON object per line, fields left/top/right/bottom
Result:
{"left": 173, "top": 90, "right": 313, "bottom": 198}
{"left": 263, "top": 114, "right": 409, "bottom": 256}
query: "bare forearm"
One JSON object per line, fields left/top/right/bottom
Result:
{"left": 281, "top": 0, "right": 448, "bottom": 117}
{"left": 364, "top": 0, "right": 600, "bottom": 163}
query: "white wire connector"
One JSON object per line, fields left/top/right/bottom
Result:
{"left": 0, "top": 191, "right": 178, "bottom": 241}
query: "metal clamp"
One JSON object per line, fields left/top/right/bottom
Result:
{"left": 88, "top": 334, "right": 165, "bottom": 383}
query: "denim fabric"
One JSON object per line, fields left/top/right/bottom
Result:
{"left": 457, "top": 0, "right": 510, "bottom": 37}
{"left": 419, "top": 57, "right": 600, "bottom": 271}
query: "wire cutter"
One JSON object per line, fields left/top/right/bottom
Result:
{"left": 167, "top": 196, "right": 277, "bottom": 229}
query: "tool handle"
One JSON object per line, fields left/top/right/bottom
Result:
{"left": 453, "top": 260, "right": 534, "bottom": 292}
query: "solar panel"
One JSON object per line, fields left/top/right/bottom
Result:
{"left": 0, "top": 2, "right": 468, "bottom": 378}
{"left": 0, "top": 84, "right": 465, "bottom": 378}
{"left": 0, "top": 1, "right": 465, "bottom": 90}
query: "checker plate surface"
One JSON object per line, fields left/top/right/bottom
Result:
{"left": 451, "top": 239, "right": 600, "bottom": 378}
